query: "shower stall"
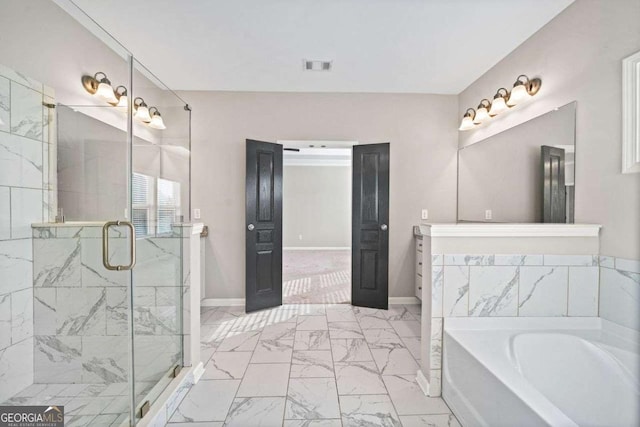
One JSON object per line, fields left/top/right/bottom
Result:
{"left": 0, "top": 2, "right": 192, "bottom": 425}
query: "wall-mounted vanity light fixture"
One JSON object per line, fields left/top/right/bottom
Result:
{"left": 82, "top": 72, "right": 167, "bottom": 130}
{"left": 458, "top": 74, "right": 542, "bottom": 131}
{"left": 82, "top": 72, "right": 118, "bottom": 104}
{"left": 133, "top": 97, "right": 152, "bottom": 122}
{"left": 148, "top": 107, "right": 166, "bottom": 130}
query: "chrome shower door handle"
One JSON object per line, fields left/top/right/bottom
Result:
{"left": 381, "top": 224, "right": 388, "bottom": 231}
{"left": 102, "top": 220, "right": 137, "bottom": 271}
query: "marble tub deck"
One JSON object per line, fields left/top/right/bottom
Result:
{"left": 172, "top": 303, "right": 460, "bottom": 427}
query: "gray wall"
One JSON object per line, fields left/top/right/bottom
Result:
{"left": 458, "top": 0, "right": 640, "bottom": 260}
{"left": 283, "top": 165, "right": 351, "bottom": 248}
{"left": 181, "top": 91, "right": 459, "bottom": 298}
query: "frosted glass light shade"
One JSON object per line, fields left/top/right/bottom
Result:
{"left": 96, "top": 82, "right": 118, "bottom": 103}
{"left": 473, "top": 106, "right": 491, "bottom": 124}
{"left": 116, "top": 95, "right": 128, "bottom": 112}
{"left": 507, "top": 83, "right": 530, "bottom": 106}
{"left": 489, "top": 96, "right": 508, "bottom": 115}
{"left": 135, "top": 105, "right": 152, "bottom": 122}
{"left": 458, "top": 115, "right": 475, "bottom": 131}
{"left": 149, "top": 114, "right": 166, "bottom": 130}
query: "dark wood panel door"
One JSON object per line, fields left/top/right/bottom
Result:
{"left": 246, "top": 139, "right": 283, "bottom": 312}
{"left": 541, "top": 145, "right": 566, "bottom": 223}
{"left": 352, "top": 143, "right": 390, "bottom": 309}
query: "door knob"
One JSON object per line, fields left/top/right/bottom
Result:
{"left": 247, "top": 224, "right": 255, "bottom": 231}
{"left": 381, "top": 224, "right": 388, "bottom": 231}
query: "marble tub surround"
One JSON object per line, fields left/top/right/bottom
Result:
{"left": 599, "top": 256, "right": 640, "bottom": 330}
{"left": 0, "top": 64, "right": 54, "bottom": 403}
{"left": 414, "top": 223, "right": 602, "bottom": 397}
{"left": 166, "top": 303, "right": 461, "bottom": 426}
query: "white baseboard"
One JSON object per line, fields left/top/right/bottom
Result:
{"left": 283, "top": 247, "right": 351, "bottom": 251}
{"left": 201, "top": 297, "right": 420, "bottom": 307}
{"left": 193, "top": 362, "right": 205, "bottom": 383}
{"left": 201, "top": 298, "right": 245, "bottom": 307}
{"left": 389, "top": 297, "right": 420, "bottom": 305}
{"left": 416, "top": 369, "right": 430, "bottom": 396}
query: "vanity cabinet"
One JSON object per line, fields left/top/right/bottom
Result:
{"left": 415, "top": 236, "right": 425, "bottom": 300}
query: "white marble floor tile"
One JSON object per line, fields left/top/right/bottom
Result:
{"left": 340, "top": 394, "right": 401, "bottom": 427}
{"left": 217, "top": 330, "right": 261, "bottom": 352}
{"left": 167, "top": 423, "right": 223, "bottom": 427}
{"left": 237, "top": 363, "right": 291, "bottom": 397}
{"left": 335, "top": 361, "right": 386, "bottom": 395}
{"left": 169, "top": 380, "right": 240, "bottom": 422}
{"left": 383, "top": 305, "right": 416, "bottom": 321}
{"left": 383, "top": 375, "right": 450, "bottom": 415}
{"left": 358, "top": 315, "right": 392, "bottom": 329}
{"left": 328, "top": 322, "right": 363, "bottom": 339}
{"left": 260, "top": 322, "right": 297, "bottom": 341}
{"left": 283, "top": 420, "right": 342, "bottom": 427}
{"left": 251, "top": 340, "right": 294, "bottom": 363}
{"left": 326, "top": 307, "right": 357, "bottom": 322}
{"left": 400, "top": 414, "right": 461, "bottom": 427}
{"left": 330, "top": 339, "right": 373, "bottom": 362}
{"left": 285, "top": 377, "right": 340, "bottom": 419}
{"left": 294, "top": 330, "right": 331, "bottom": 350}
{"left": 401, "top": 336, "right": 421, "bottom": 361}
{"left": 291, "top": 351, "right": 334, "bottom": 378}
{"left": 389, "top": 320, "right": 421, "bottom": 337}
{"left": 203, "top": 351, "right": 252, "bottom": 379}
{"left": 225, "top": 397, "right": 286, "bottom": 427}
{"left": 370, "top": 343, "right": 419, "bottom": 375}
{"left": 297, "top": 315, "right": 329, "bottom": 331}
{"left": 362, "top": 328, "right": 404, "bottom": 345}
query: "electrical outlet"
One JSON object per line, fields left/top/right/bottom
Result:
{"left": 485, "top": 209, "right": 492, "bottom": 220}
{"left": 193, "top": 208, "right": 201, "bottom": 219}
{"left": 421, "top": 209, "right": 429, "bottom": 220}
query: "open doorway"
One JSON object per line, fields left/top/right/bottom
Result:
{"left": 281, "top": 144, "right": 353, "bottom": 304}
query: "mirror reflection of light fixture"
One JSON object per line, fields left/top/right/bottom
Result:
{"left": 114, "top": 85, "right": 128, "bottom": 111}
{"left": 473, "top": 99, "right": 492, "bottom": 124}
{"left": 148, "top": 107, "right": 166, "bottom": 130}
{"left": 133, "top": 97, "right": 152, "bottom": 122}
{"left": 0, "top": 117, "right": 4, "bottom": 126}
{"left": 458, "top": 108, "right": 476, "bottom": 131}
{"left": 489, "top": 88, "right": 510, "bottom": 116}
{"left": 81, "top": 72, "right": 118, "bottom": 104}
{"left": 507, "top": 74, "right": 542, "bottom": 106}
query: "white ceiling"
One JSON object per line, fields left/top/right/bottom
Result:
{"left": 71, "top": 0, "right": 573, "bottom": 94}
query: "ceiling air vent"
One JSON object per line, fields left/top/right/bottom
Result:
{"left": 303, "top": 60, "right": 332, "bottom": 71}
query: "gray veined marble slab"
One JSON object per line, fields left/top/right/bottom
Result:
{"left": 518, "top": 266, "right": 568, "bottom": 316}
{"left": 543, "top": 255, "right": 598, "bottom": 266}
{"left": 33, "top": 237, "right": 81, "bottom": 287}
{"left": 10, "top": 187, "right": 43, "bottom": 239}
{"left": 340, "top": 394, "right": 401, "bottom": 427}
{"left": 370, "top": 342, "right": 419, "bottom": 375}
{"left": 383, "top": 375, "right": 450, "bottom": 416}
{"left": 260, "top": 322, "right": 297, "bottom": 341}
{"left": 444, "top": 254, "right": 495, "bottom": 266}
{"left": 0, "top": 238, "right": 33, "bottom": 295}
{"left": 334, "top": 361, "right": 386, "bottom": 395}
{"left": 0, "top": 76, "right": 9, "bottom": 133}
{"left": 468, "top": 266, "right": 519, "bottom": 317}
{"left": 251, "top": 339, "right": 294, "bottom": 363}
{"left": 0, "top": 337, "right": 33, "bottom": 403}
{"left": 34, "top": 335, "right": 82, "bottom": 383}
{"left": 169, "top": 379, "right": 240, "bottom": 422}
{"left": 568, "top": 267, "right": 599, "bottom": 316}
{"left": 237, "top": 363, "right": 291, "bottom": 397}
{"left": 362, "top": 328, "right": 404, "bottom": 345}
{"left": 10, "top": 81, "right": 42, "bottom": 141}
{"left": 283, "top": 420, "right": 342, "bottom": 427}
{"left": 81, "top": 336, "right": 128, "bottom": 384}
{"left": 297, "top": 315, "right": 329, "bottom": 331}
{"left": 225, "top": 397, "right": 286, "bottom": 427}
{"left": 389, "top": 320, "right": 421, "bottom": 337}
{"left": 382, "top": 305, "right": 415, "bottom": 321}
{"left": 432, "top": 265, "right": 443, "bottom": 317}
{"left": 217, "top": 330, "right": 260, "bottom": 352}
{"left": 56, "top": 287, "right": 106, "bottom": 336}
{"left": 402, "top": 337, "right": 422, "bottom": 362}
{"left": 357, "top": 313, "right": 392, "bottom": 329}
{"left": 325, "top": 307, "right": 357, "bottom": 322}
{"left": 285, "top": 377, "right": 340, "bottom": 419}
{"left": 202, "top": 351, "right": 252, "bottom": 379}
{"left": 443, "top": 266, "right": 470, "bottom": 317}
{"left": 330, "top": 338, "right": 373, "bottom": 362}
{"left": 0, "top": 132, "right": 43, "bottom": 189}
{"left": 10, "top": 287, "right": 33, "bottom": 343}
{"left": 400, "top": 414, "right": 461, "bottom": 427}
{"left": 105, "top": 288, "right": 129, "bottom": 336}
{"left": 291, "top": 350, "right": 334, "bottom": 378}
{"left": 294, "top": 330, "right": 331, "bottom": 350}
{"left": 599, "top": 267, "right": 640, "bottom": 330}
{"left": 0, "top": 294, "right": 11, "bottom": 349}
{"left": 0, "top": 187, "right": 10, "bottom": 240}
{"left": 328, "top": 322, "right": 363, "bottom": 339}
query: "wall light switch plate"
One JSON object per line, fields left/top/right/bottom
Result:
{"left": 485, "top": 209, "right": 492, "bottom": 220}
{"left": 193, "top": 208, "right": 201, "bottom": 219}
{"left": 421, "top": 209, "right": 429, "bottom": 220}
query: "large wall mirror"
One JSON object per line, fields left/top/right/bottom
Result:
{"left": 458, "top": 101, "right": 576, "bottom": 223}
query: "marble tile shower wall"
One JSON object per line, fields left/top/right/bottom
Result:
{"left": 32, "top": 226, "right": 183, "bottom": 390}
{"left": 0, "top": 64, "right": 54, "bottom": 403}
{"left": 599, "top": 256, "right": 640, "bottom": 331}
{"left": 427, "top": 253, "right": 600, "bottom": 396}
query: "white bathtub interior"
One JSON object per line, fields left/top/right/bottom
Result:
{"left": 443, "top": 317, "right": 640, "bottom": 427}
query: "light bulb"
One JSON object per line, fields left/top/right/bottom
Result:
{"left": 149, "top": 113, "right": 166, "bottom": 130}
{"left": 135, "top": 105, "right": 152, "bottom": 122}
{"left": 489, "top": 96, "right": 508, "bottom": 116}
{"left": 507, "top": 83, "right": 529, "bottom": 106}
{"left": 116, "top": 95, "right": 128, "bottom": 112}
{"left": 459, "top": 115, "right": 475, "bottom": 131}
{"left": 96, "top": 81, "right": 118, "bottom": 104}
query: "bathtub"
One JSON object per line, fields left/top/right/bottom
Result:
{"left": 442, "top": 317, "right": 640, "bottom": 427}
